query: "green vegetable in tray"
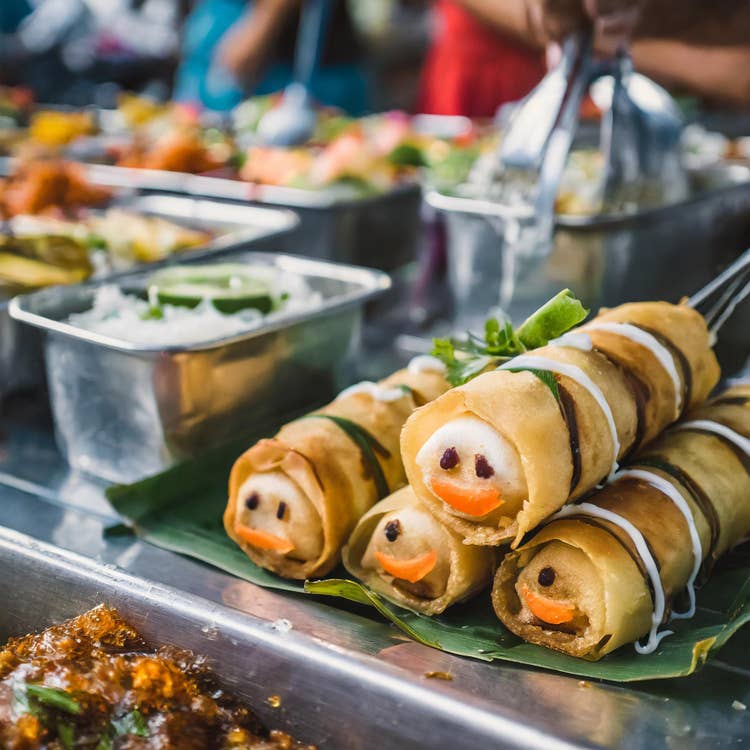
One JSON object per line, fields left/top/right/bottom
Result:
{"left": 432, "top": 289, "right": 589, "bottom": 386}
{"left": 146, "top": 264, "right": 276, "bottom": 314}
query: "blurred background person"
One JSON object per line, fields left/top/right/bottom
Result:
{"left": 175, "top": 0, "right": 369, "bottom": 113}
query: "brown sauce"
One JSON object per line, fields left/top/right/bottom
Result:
{"left": 0, "top": 606, "right": 315, "bottom": 750}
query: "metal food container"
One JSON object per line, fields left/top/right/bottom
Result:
{"left": 428, "top": 163, "right": 750, "bottom": 325}
{"left": 10, "top": 252, "right": 390, "bottom": 483}
{"left": 76, "top": 163, "right": 424, "bottom": 271}
{"left": 0, "top": 526, "right": 554, "bottom": 750}
{"left": 0, "top": 194, "right": 299, "bottom": 401}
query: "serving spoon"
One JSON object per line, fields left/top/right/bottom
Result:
{"left": 256, "top": 0, "right": 332, "bottom": 146}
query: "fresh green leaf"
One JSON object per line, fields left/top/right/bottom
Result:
{"left": 95, "top": 736, "right": 114, "bottom": 750}
{"left": 431, "top": 290, "right": 586, "bottom": 386}
{"left": 304, "top": 579, "right": 440, "bottom": 649}
{"left": 111, "top": 710, "right": 149, "bottom": 738}
{"left": 25, "top": 684, "right": 82, "bottom": 715}
{"left": 516, "top": 289, "right": 589, "bottom": 349}
{"left": 57, "top": 721, "right": 75, "bottom": 750}
{"left": 505, "top": 367, "right": 560, "bottom": 400}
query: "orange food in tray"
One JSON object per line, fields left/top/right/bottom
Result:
{"left": 0, "top": 160, "right": 111, "bottom": 218}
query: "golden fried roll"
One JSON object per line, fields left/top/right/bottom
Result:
{"left": 402, "top": 302, "right": 718, "bottom": 547}
{"left": 343, "top": 486, "right": 496, "bottom": 615}
{"left": 492, "top": 384, "right": 750, "bottom": 660}
{"left": 225, "top": 358, "right": 450, "bottom": 579}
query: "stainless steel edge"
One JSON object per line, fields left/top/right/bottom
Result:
{"left": 9, "top": 251, "right": 391, "bottom": 354}
{"left": 0, "top": 524, "right": 577, "bottom": 750}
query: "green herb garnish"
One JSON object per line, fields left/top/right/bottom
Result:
{"left": 515, "top": 289, "right": 589, "bottom": 349}
{"left": 432, "top": 289, "right": 588, "bottom": 386}
{"left": 505, "top": 367, "right": 560, "bottom": 399}
{"left": 58, "top": 721, "right": 76, "bottom": 750}
{"left": 111, "top": 710, "right": 149, "bottom": 738}
{"left": 24, "top": 684, "right": 82, "bottom": 715}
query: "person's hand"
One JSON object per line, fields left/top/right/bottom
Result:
{"left": 216, "top": 18, "right": 267, "bottom": 83}
{"left": 526, "top": 0, "right": 642, "bottom": 57}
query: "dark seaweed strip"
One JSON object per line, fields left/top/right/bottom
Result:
{"left": 710, "top": 395, "right": 750, "bottom": 408}
{"left": 589, "top": 346, "right": 649, "bottom": 458}
{"left": 632, "top": 323, "right": 692, "bottom": 413}
{"left": 678, "top": 427, "right": 750, "bottom": 479}
{"left": 571, "top": 513, "right": 661, "bottom": 612}
{"left": 506, "top": 367, "right": 583, "bottom": 492}
{"left": 303, "top": 415, "right": 391, "bottom": 499}
{"left": 633, "top": 455, "right": 720, "bottom": 567}
{"left": 557, "top": 384, "right": 582, "bottom": 494}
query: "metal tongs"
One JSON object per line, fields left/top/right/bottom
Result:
{"left": 688, "top": 247, "right": 750, "bottom": 343}
{"left": 498, "top": 33, "right": 593, "bottom": 236}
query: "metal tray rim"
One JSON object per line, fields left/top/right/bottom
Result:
{"left": 0, "top": 525, "right": 577, "bottom": 750}
{"left": 3, "top": 158, "right": 423, "bottom": 210}
{"left": 9, "top": 252, "right": 391, "bottom": 354}
{"left": 426, "top": 162, "right": 750, "bottom": 228}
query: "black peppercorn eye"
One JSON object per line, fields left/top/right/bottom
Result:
{"left": 384, "top": 519, "right": 401, "bottom": 542}
{"left": 245, "top": 492, "right": 260, "bottom": 511}
{"left": 276, "top": 501, "right": 287, "bottom": 520}
{"left": 538, "top": 567, "right": 556, "bottom": 587}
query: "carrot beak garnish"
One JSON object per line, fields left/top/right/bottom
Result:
{"left": 375, "top": 549, "right": 438, "bottom": 583}
{"left": 234, "top": 524, "right": 294, "bottom": 554}
{"left": 429, "top": 477, "right": 503, "bottom": 516}
{"left": 520, "top": 583, "right": 576, "bottom": 625}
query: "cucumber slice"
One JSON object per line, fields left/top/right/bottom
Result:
{"left": 147, "top": 264, "right": 274, "bottom": 314}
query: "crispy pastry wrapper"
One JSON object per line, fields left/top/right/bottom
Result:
{"left": 225, "top": 368, "right": 449, "bottom": 579}
{"left": 343, "top": 486, "right": 497, "bottom": 615}
{"left": 493, "top": 385, "right": 750, "bottom": 660}
{"left": 402, "top": 302, "right": 719, "bottom": 547}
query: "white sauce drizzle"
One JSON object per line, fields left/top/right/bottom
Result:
{"left": 617, "top": 468, "right": 702, "bottom": 619}
{"left": 585, "top": 322, "right": 682, "bottom": 416}
{"left": 408, "top": 355, "right": 448, "bottom": 375}
{"left": 551, "top": 502, "right": 673, "bottom": 654}
{"left": 549, "top": 332, "right": 593, "bottom": 351}
{"left": 500, "top": 355, "right": 620, "bottom": 479}
{"left": 337, "top": 381, "right": 407, "bottom": 403}
{"left": 674, "top": 420, "right": 750, "bottom": 458}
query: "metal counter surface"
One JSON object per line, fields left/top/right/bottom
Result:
{"left": 1, "top": 400, "right": 749, "bottom": 749}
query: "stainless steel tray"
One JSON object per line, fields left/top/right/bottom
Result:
{"left": 1, "top": 473, "right": 749, "bottom": 750}
{"left": 428, "top": 162, "right": 750, "bottom": 328}
{"left": 0, "top": 193, "right": 299, "bottom": 401}
{"left": 69, "top": 162, "right": 424, "bottom": 271}
{"left": 9, "top": 251, "right": 390, "bottom": 483}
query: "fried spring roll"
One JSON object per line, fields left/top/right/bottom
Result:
{"left": 492, "top": 384, "right": 750, "bottom": 660}
{"left": 402, "top": 302, "right": 719, "bottom": 546}
{"left": 343, "top": 486, "right": 496, "bottom": 615}
{"left": 224, "top": 358, "right": 450, "bottom": 579}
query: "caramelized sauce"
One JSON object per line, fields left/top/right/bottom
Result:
{"left": 0, "top": 606, "right": 315, "bottom": 750}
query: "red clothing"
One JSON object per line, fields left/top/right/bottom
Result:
{"left": 418, "top": 1, "right": 546, "bottom": 117}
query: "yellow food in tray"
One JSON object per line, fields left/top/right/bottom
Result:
{"left": 0, "top": 211, "right": 212, "bottom": 294}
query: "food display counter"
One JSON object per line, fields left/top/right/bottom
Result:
{"left": 3, "top": 89, "right": 750, "bottom": 750}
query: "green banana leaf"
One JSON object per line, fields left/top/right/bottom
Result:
{"left": 107, "top": 444, "right": 750, "bottom": 683}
